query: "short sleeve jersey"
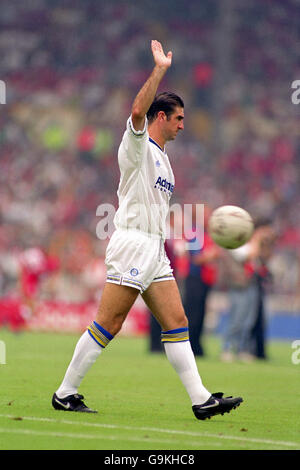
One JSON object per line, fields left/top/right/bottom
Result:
{"left": 113, "top": 115, "right": 175, "bottom": 239}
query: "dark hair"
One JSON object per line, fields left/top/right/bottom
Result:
{"left": 147, "top": 92, "right": 184, "bottom": 124}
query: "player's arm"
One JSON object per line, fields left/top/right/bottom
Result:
{"left": 131, "top": 40, "right": 172, "bottom": 131}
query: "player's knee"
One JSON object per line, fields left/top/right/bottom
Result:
{"left": 95, "top": 311, "right": 127, "bottom": 337}
{"left": 168, "top": 311, "right": 188, "bottom": 330}
{"left": 177, "top": 313, "right": 189, "bottom": 329}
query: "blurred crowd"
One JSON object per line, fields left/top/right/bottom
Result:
{"left": 0, "top": 0, "right": 299, "bottom": 304}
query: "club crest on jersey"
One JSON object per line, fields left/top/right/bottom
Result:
{"left": 154, "top": 176, "right": 174, "bottom": 196}
{"left": 130, "top": 268, "right": 139, "bottom": 277}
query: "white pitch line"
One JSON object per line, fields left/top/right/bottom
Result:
{"left": 0, "top": 427, "right": 189, "bottom": 447}
{"left": 0, "top": 414, "right": 299, "bottom": 449}
{"left": 0, "top": 425, "right": 224, "bottom": 449}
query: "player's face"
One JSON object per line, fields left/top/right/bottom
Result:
{"left": 164, "top": 107, "right": 184, "bottom": 141}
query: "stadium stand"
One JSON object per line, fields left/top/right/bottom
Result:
{"left": 0, "top": 0, "right": 299, "bottom": 333}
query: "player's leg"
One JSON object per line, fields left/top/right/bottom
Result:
{"left": 94, "top": 282, "right": 140, "bottom": 335}
{"left": 53, "top": 283, "right": 139, "bottom": 412}
{"left": 142, "top": 279, "right": 185, "bottom": 330}
{"left": 142, "top": 280, "right": 211, "bottom": 405}
{"left": 142, "top": 279, "right": 243, "bottom": 419}
{"left": 238, "top": 283, "right": 260, "bottom": 360}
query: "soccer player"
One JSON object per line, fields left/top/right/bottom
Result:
{"left": 52, "top": 40, "right": 243, "bottom": 420}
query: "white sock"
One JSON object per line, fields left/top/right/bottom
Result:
{"left": 163, "top": 341, "right": 211, "bottom": 406}
{"left": 56, "top": 330, "right": 102, "bottom": 398}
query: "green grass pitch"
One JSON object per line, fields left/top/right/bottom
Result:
{"left": 0, "top": 329, "right": 299, "bottom": 451}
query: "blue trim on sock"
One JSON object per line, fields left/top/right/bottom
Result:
{"left": 161, "top": 327, "right": 189, "bottom": 334}
{"left": 93, "top": 321, "right": 114, "bottom": 341}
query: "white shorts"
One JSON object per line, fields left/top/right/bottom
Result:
{"left": 105, "top": 229, "right": 174, "bottom": 293}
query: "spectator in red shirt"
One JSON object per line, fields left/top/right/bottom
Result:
{"left": 19, "top": 247, "right": 59, "bottom": 314}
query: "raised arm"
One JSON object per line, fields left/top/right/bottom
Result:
{"left": 131, "top": 40, "right": 172, "bottom": 131}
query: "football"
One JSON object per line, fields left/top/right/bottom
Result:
{"left": 208, "top": 205, "right": 254, "bottom": 249}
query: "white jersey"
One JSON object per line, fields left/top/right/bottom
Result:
{"left": 113, "top": 115, "right": 175, "bottom": 240}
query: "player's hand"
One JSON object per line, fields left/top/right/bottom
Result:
{"left": 151, "top": 40, "right": 172, "bottom": 69}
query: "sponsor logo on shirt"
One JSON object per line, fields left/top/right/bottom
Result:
{"left": 154, "top": 176, "right": 174, "bottom": 196}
